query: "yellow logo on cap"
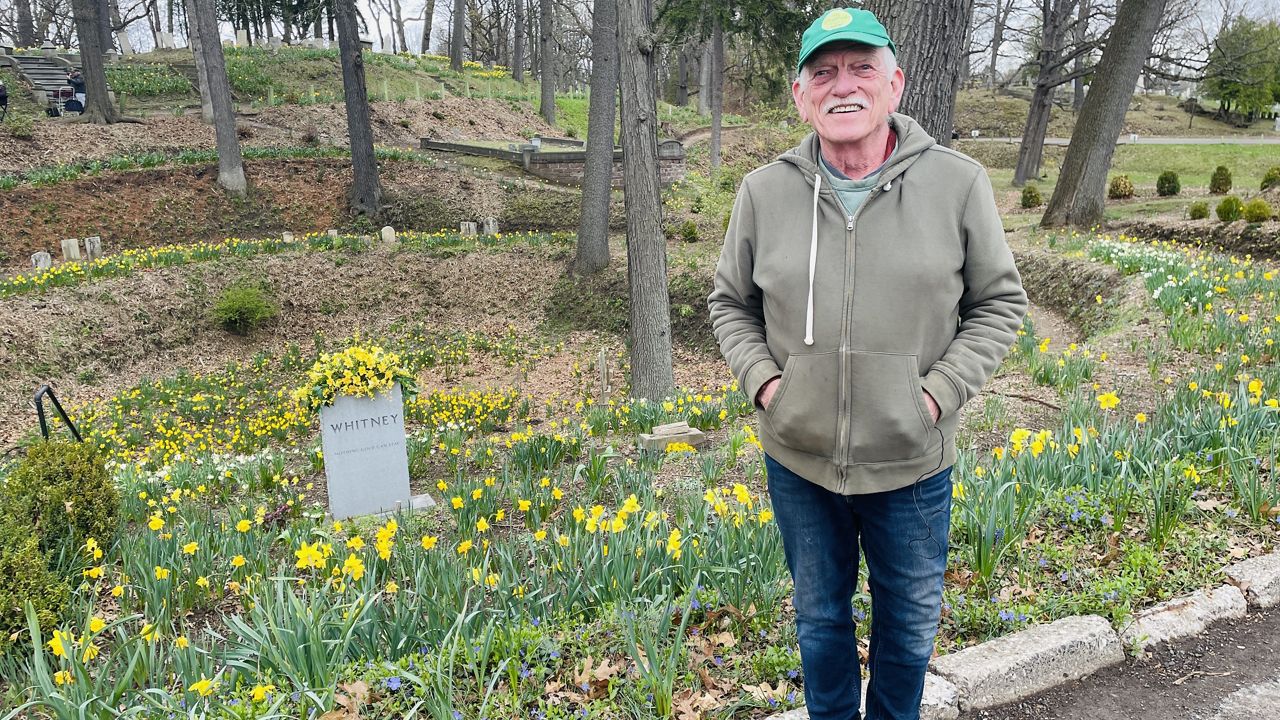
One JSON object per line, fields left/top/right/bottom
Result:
{"left": 821, "top": 8, "right": 853, "bottom": 31}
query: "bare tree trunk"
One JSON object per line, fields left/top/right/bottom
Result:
{"left": 70, "top": 0, "right": 121, "bottom": 123}
{"left": 392, "top": 0, "right": 408, "bottom": 53}
{"left": 538, "top": 0, "right": 554, "bottom": 124}
{"left": 709, "top": 13, "right": 723, "bottom": 171}
{"left": 183, "top": 0, "right": 214, "bottom": 123}
{"left": 1013, "top": 84, "right": 1054, "bottom": 185}
{"left": 862, "top": 0, "right": 972, "bottom": 145}
{"left": 987, "top": 0, "right": 1014, "bottom": 89}
{"left": 420, "top": 0, "right": 436, "bottom": 53}
{"left": 512, "top": 0, "right": 523, "bottom": 79}
{"left": 110, "top": 0, "right": 134, "bottom": 55}
{"left": 675, "top": 42, "right": 688, "bottom": 106}
{"left": 1072, "top": 0, "right": 1089, "bottom": 110}
{"left": 697, "top": 40, "right": 710, "bottom": 115}
{"left": 149, "top": 0, "right": 163, "bottom": 45}
{"left": 315, "top": 1, "right": 324, "bottom": 38}
{"left": 576, "top": 0, "right": 617, "bottom": 276}
{"left": 192, "top": 0, "right": 247, "bottom": 194}
{"left": 335, "top": 0, "right": 383, "bottom": 216}
{"left": 617, "top": 0, "right": 673, "bottom": 402}
{"left": 16, "top": 0, "right": 38, "bottom": 47}
{"left": 1042, "top": 0, "right": 1168, "bottom": 228}
{"left": 450, "top": 0, "right": 464, "bottom": 69}
{"left": 283, "top": 0, "right": 293, "bottom": 44}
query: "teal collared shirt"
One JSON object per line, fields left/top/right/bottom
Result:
{"left": 818, "top": 145, "right": 896, "bottom": 217}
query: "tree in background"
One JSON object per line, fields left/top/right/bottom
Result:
{"left": 617, "top": 0, "right": 673, "bottom": 401}
{"left": 334, "top": 0, "right": 382, "bottom": 215}
{"left": 862, "top": 0, "right": 972, "bottom": 145}
{"left": 450, "top": 0, "right": 464, "bottom": 69}
{"left": 191, "top": 0, "right": 246, "bottom": 194}
{"left": 1042, "top": 0, "right": 1169, "bottom": 229}
{"left": 538, "top": 0, "right": 554, "bottom": 124}
{"left": 69, "top": 0, "right": 123, "bottom": 123}
{"left": 1201, "top": 16, "right": 1280, "bottom": 123}
{"left": 575, "top": 0, "right": 617, "bottom": 276}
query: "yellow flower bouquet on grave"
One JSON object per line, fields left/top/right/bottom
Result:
{"left": 293, "top": 345, "right": 418, "bottom": 413}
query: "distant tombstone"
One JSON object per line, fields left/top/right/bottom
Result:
{"left": 1274, "top": 116, "right": 1279, "bottom": 133}
{"left": 327, "top": 228, "right": 340, "bottom": 237}
{"left": 359, "top": 39, "right": 374, "bottom": 52}
{"left": 459, "top": 221, "right": 478, "bottom": 237}
{"left": 84, "top": 236, "right": 103, "bottom": 260}
{"left": 970, "top": 129, "right": 980, "bottom": 138}
{"left": 380, "top": 225, "right": 396, "bottom": 243}
{"left": 282, "top": 231, "right": 294, "bottom": 242}
{"left": 61, "top": 238, "right": 81, "bottom": 261}
{"left": 381, "top": 35, "right": 393, "bottom": 53}
{"left": 319, "top": 383, "right": 434, "bottom": 519}
{"left": 157, "top": 31, "right": 176, "bottom": 50}
{"left": 236, "top": 29, "right": 250, "bottom": 47}
{"left": 31, "top": 251, "right": 51, "bottom": 270}
{"left": 268, "top": 37, "right": 283, "bottom": 51}
{"left": 1129, "top": 133, "right": 1139, "bottom": 144}
{"left": 481, "top": 217, "right": 499, "bottom": 235}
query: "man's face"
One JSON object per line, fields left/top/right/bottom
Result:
{"left": 792, "top": 44, "right": 904, "bottom": 149}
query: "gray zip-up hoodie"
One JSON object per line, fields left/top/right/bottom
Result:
{"left": 708, "top": 114, "right": 1027, "bottom": 495}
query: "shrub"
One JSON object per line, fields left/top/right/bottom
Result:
{"left": 1210, "top": 165, "right": 1232, "bottom": 194}
{"left": 1156, "top": 171, "right": 1180, "bottom": 197}
{"left": 1020, "top": 185, "right": 1043, "bottom": 208}
{"left": 1216, "top": 195, "right": 1244, "bottom": 222}
{"left": 1188, "top": 201, "right": 1209, "bottom": 220}
{"left": 0, "top": 515, "right": 69, "bottom": 654}
{"left": 1107, "top": 175, "right": 1135, "bottom": 200}
{"left": 1262, "top": 166, "right": 1280, "bottom": 191}
{"left": 1243, "top": 198, "right": 1273, "bottom": 223}
{"left": 0, "top": 441, "right": 118, "bottom": 563}
{"left": 678, "top": 219, "right": 699, "bottom": 243}
{"left": 213, "top": 282, "right": 278, "bottom": 335}
{"left": 4, "top": 113, "right": 34, "bottom": 140}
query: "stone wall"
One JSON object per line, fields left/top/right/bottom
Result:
{"left": 526, "top": 156, "right": 686, "bottom": 188}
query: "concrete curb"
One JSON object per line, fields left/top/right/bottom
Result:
{"left": 1208, "top": 675, "right": 1280, "bottom": 720}
{"left": 1225, "top": 552, "right": 1280, "bottom": 608}
{"left": 1119, "top": 584, "right": 1247, "bottom": 650}
{"left": 929, "top": 615, "right": 1123, "bottom": 711}
{"left": 764, "top": 550, "right": 1280, "bottom": 719}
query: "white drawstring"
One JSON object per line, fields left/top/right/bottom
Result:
{"left": 805, "top": 172, "right": 821, "bottom": 346}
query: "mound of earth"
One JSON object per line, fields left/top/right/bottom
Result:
{"left": 0, "top": 96, "right": 558, "bottom": 174}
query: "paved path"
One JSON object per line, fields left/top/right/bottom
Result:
{"left": 970, "top": 136, "right": 1280, "bottom": 145}
{"left": 963, "top": 605, "right": 1280, "bottom": 720}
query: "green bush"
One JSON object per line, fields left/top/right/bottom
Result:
{"left": 1156, "top": 171, "right": 1181, "bottom": 197}
{"left": 1262, "top": 166, "right": 1280, "bottom": 191}
{"left": 1020, "top": 185, "right": 1043, "bottom": 208}
{"left": 1107, "top": 175, "right": 1135, "bottom": 199}
{"left": 1210, "top": 165, "right": 1232, "bottom": 194}
{"left": 0, "top": 515, "right": 69, "bottom": 654}
{"left": 678, "top": 219, "right": 699, "bottom": 243}
{"left": 1188, "top": 201, "right": 1209, "bottom": 220}
{"left": 213, "top": 282, "right": 279, "bottom": 335}
{"left": 1243, "top": 198, "right": 1273, "bottom": 223}
{"left": 0, "top": 441, "right": 118, "bottom": 563}
{"left": 1216, "top": 195, "right": 1244, "bottom": 222}
{"left": 4, "top": 113, "right": 34, "bottom": 140}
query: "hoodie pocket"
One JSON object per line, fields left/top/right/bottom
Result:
{"left": 847, "top": 351, "right": 933, "bottom": 464}
{"left": 764, "top": 351, "right": 840, "bottom": 458}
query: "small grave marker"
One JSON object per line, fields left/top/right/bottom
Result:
{"left": 61, "top": 238, "right": 81, "bottom": 261}
{"left": 460, "top": 221, "right": 478, "bottom": 237}
{"left": 31, "top": 251, "right": 51, "bottom": 270}
{"left": 380, "top": 226, "right": 396, "bottom": 243}
{"left": 481, "top": 218, "right": 499, "bottom": 235}
{"left": 236, "top": 29, "right": 250, "bottom": 47}
{"left": 282, "top": 231, "right": 294, "bottom": 242}
{"left": 327, "top": 228, "right": 340, "bottom": 238}
{"left": 84, "top": 236, "right": 103, "bottom": 260}
{"left": 638, "top": 421, "right": 707, "bottom": 452}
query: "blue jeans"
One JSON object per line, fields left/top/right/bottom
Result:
{"left": 766, "top": 455, "right": 952, "bottom": 720}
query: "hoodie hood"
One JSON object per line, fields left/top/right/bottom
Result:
{"left": 777, "top": 112, "right": 936, "bottom": 187}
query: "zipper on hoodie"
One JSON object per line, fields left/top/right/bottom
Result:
{"left": 835, "top": 185, "right": 884, "bottom": 490}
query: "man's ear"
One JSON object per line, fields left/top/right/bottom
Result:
{"left": 889, "top": 67, "right": 905, "bottom": 113}
{"left": 792, "top": 77, "right": 808, "bottom": 123}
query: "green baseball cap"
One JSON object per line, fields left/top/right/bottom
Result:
{"left": 796, "top": 7, "right": 896, "bottom": 75}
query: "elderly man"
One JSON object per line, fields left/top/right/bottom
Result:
{"left": 707, "top": 7, "right": 1026, "bottom": 720}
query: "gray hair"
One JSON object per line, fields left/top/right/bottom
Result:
{"left": 796, "top": 44, "right": 897, "bottom": 90}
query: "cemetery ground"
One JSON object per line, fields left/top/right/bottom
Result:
{"left": 2, "top": 67, "right": 1280, "bottom": 717}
